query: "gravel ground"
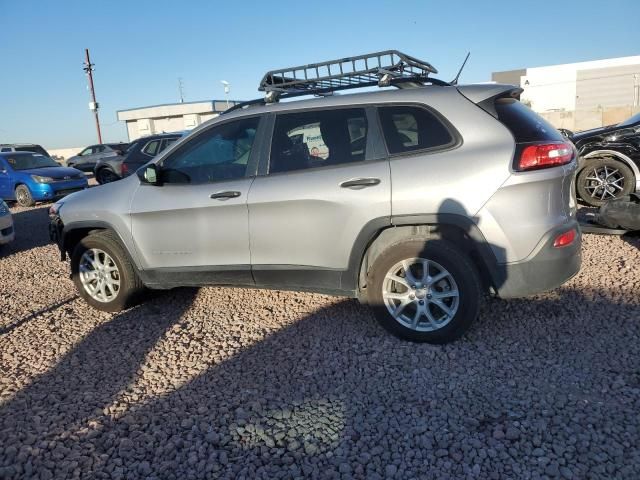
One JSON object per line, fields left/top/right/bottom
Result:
{"left": 1, "top": 204, "right": 639, "bottom": 480}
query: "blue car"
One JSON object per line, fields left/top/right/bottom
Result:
{"left": 0, "top": 152, "right": 88, "bottom": 207}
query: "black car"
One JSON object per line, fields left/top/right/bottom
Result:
{"left": 94, "top": 133, "right": 183, "bottom": 184}
{"left": 66, "top": 143, "right": 129, "bottom": 172}
{"left": 566, "top": 112, "right": 640, "bottom": 206}
{"left": 0, "top": 143, "right": 50, "bottom": 157}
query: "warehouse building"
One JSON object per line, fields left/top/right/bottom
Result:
{"left": 493, "top": 55, "right": 640, "bottom": 130}
{"left": 117, "top": 100, "right": 243, "bottom": 141}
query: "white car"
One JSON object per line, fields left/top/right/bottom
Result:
{"left": 0, "top": 200, "right": 14, "bottom": 247}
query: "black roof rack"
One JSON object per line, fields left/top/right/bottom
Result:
{"left": 224, "top": 50, "right": 448, "bottom": 115}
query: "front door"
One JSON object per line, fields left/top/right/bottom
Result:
{"left": 129, "top": 116, "right": 263, "bottom": 285}
{"left": 75, "top": 146, "right": 98, "bottom": 170}
{"left": 247, "top": 107, "right": 391, "bottom": 291}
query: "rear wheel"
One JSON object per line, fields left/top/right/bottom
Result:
{"left": 577, "top": 157, "right": 634, "bottom": 207}
{"left": 96, "top": 168, "right": 120, "bottom": 184}
{"left": 15, "top": 185, "right": 35, "bottom": 207}
{"left": 367, "top": 239, "right": 481, "bottom": 343}
{"left": 71, "top": 231, "right": 145, "bottom": 312}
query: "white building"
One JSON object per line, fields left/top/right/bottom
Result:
{"left": 117, "top": 100, "right": 243, "bottom": 141}
{"left": 492, "top": 56, "right": 640, "bottom": 130}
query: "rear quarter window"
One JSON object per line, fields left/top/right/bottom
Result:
{"left": 494, "top": 99, "right": 563, "bottom": 142}
{"left": 379, "top": 106, "right": 455, "bottom": 155}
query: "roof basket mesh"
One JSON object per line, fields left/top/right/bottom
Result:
{"left": 259, "top": 50, "right": 439, "bottom": 101}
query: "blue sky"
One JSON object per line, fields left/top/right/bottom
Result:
{"left": 1, "top": 0, "right": 638, "bottom": 149}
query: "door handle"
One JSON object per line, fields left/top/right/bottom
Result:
{"left": 339, "top": 177, "right": 381, "bottom": 188}
{"left": 210, "top": 190, "right": 241, "bottom": 200}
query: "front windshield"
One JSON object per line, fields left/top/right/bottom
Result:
{"left": 619, "top": 112, "right": 640, "bottom": 127}
{"left": 5, "top": 153, "right": 60, "bottom": 170}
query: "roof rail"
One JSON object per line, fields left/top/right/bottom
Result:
{"left": 223, "top": 50, "right": 448, "bottom": 115}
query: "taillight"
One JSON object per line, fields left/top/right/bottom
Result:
{"left": 516, "top": 142, "right": 575, "bottom": 172}
{"left": 121, "top": 163, "right": 128, "bottom": 176}
{"left": 553, "top": 228, "right": 577, "bottom": 248}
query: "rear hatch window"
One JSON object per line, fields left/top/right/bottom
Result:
{"left": 107, "top": 143, "right": 129, "bottom": 153}
{"left": 494, "top": 99, "right": 563, "bottom": 142}
{"left": 16, "top": 145, "right": 50, "bottom": 157}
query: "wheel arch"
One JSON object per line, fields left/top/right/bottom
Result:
{"left": 347, "top": 215, "right": 502, "bottom": 300}
{"left": 62, "top": 222, "right": 140, "bottom": 270}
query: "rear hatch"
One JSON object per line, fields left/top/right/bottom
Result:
{"left": 491, "top": 96, "right": 577, "bottom": 221}
{"left": 459, "top": 85, "right": 578, "bottom": 262}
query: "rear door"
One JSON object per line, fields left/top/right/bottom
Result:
{"left": 129, "top": 115, "right": 264, "bottom": 284}
{"left": 247, "top": 106, "right": 391, "bottom": 291}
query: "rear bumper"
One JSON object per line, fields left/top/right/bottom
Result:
{"left": 493, "top": 221, "right": 581, "bottom": 298}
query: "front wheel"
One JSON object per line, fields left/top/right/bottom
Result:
{"left": 71, "top": 231, "right": 145, "bottom": 312}
{"left": 15, "top": 185, "right": 35, "bottom": 207}
{"left": 576, "top": 157, "right": 634, "bottom": 207}
{"left": 367, "top": 240, "right": 481, "bottom": 344}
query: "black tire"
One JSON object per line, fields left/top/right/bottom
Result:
{"left": 576, "top": 157, "right": 634, "bottom": 207}
{"left": 71, "top": 231, "right": 145, "bottom": 312}
{"left": 96, "top": 168, "right": 119, "bottom": 184}
{"left": 15, "top": 185, "right": 35, "bottom": 207}
{"left": 367, "top": 239, "right": 481, "bottom": 344}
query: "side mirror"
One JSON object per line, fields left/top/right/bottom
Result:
{"left": 138, "top": 164, "right": 162, "bottom": 186}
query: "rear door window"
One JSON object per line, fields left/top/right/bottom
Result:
{"left": 270, "top": 108, "right": 368, "bottom": 173}
{"left": 378, "top": 106, "right": 455, "bottom": 155}
{"left": 494, "top": 99, "right": 563, "bottom": 142}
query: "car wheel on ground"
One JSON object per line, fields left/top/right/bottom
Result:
{"left": 71, "top": 231, "right": 145, "bottom": 312}
{"left": 367, "top": 239, "right": 481, "bottom": 344}
{"left": 15, "top": 185, "right": 35, "bottom": 207}
{"left": 576, "top": 157, "right": 634, "bottom": 207}
{"left": 96, "top": 168, "right": 119, "bottom": 184}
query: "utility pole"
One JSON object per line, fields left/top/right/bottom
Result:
{"left": 178, "top": 78, "right": 185, "bottom": 103}
{"left": 83, "top": 48, "right": 102, "bottom": 144}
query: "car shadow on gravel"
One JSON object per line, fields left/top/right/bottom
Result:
{"left": 0, "top": 207, "right": 51, "bottom": 257}
{"left": 622, "top": 231, "right": 640, "bottom": 250}
{"left": 0, "top": 287, "right": 198, "bottom": 478}
{"left": 1, "top": 286, "right": 639, "bottom": 478}
{"left": 0, "top": 295, "right": 78, "bottom": 335}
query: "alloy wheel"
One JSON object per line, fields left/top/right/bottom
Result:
{"left": 79, "top": 248, "right": 121, "bottom": 302}
{"left": 583, "top": 165, "right": 625, "bottom": 201}
{"left": 382, "top": 257, "right": 459, "bottom": 332}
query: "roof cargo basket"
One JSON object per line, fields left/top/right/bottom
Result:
{"left": 222, "top": 51, "right": 449, "bottom": 115}
{"left": 258, "top": 50, "right": 445, "bottom": 103}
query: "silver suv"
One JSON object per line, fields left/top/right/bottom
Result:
{"left": 49, "top": 51, "right": 581, "bottom": 343}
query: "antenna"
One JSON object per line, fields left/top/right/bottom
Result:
{"left": 451, "top": 52, "right": 471, "bottom": 86}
